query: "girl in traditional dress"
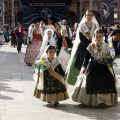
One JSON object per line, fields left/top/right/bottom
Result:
{"left": 24, "top": 22, "right": 43, "bottom": 66}
{"left": 67, "top": 10, "right": 99, "bottom": 85}
{"left": 57, "top": 29, "right": 73, "bottom": 71}
{"left": 71, "top": 28, "right": 117, "bottom": 106}
{"left": 36, "top": 29, "right": 56, "bottom": 60}
{"left": 34, "top": 45, "right": 69, "bottom": 106}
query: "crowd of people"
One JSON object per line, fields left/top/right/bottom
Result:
{"left": 0, "top": 9, "right": 120, "bottom": 107}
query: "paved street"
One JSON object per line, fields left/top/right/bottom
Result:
{"left": 0, "top": 44, "right": 120, "bottom": 120}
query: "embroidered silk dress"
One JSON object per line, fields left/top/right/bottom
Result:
{"left": 34, "top": 57, "right": 69, "bottom": 102}
{"left": 24, "top": 29, "right": 42, "bottom": 65}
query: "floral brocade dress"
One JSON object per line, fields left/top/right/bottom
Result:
{"left": 24, "top": 30, "right": 42, "bottom": 65}
{"left": 34, "top": 58, "right": 69, "bottom": 102}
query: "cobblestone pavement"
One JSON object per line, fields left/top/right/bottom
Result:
{"left": 0, "top": 44, "right": 120, "bottom": 120}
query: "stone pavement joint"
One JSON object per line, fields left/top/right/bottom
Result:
{"left": 0, "top": 44, "right": 120, "bottom": 120}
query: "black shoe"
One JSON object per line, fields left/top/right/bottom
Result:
{"left": 47, "top": 102, "right": 51, "bottom": 103}
{"left": 54, "top": 101, "right": 59, "bottom": 107}
{"left": 99, "top": 103, "right": 106, "bottom": 108}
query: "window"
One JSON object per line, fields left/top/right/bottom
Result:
{"left": 114, "top": 2, "right": 118, "bottom": 7}
{"left": 114, "top": 13, "right": 118, "bottom": 18}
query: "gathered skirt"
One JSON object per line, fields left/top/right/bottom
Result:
{"left": 71, "top": 74, "right": 117, "bottom": 106}
{"left": 71, "top": 61, "right": 118, "bottom": 106}
{"left": 24, "top": 39, "right": 42, "bottom": 64}
{"left": 34, "top": 70, "right": 69, "bottom": 102}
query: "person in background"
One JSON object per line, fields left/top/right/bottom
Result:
{"left": 45, "top": 19, "right": 55, "bottom": 31}
{"left": 36, "top": 28, "right": 56, "bottom": 60}
{"left": 61, "top": 20, "right": 72, "bottom": 40}
{"left": 109, "top": 24, "right": 120, "bottom": 57}
{"left": 15, "top": 22, "right": 24, "bottom": 53}
{"left": 9, "top": 29, "right": 17, "bottom": 47}
{"left": 4, "top": 29, "right": 9, "bottom": 43}
{"left": 57, "top": 29, "right": 73, "bottom": 71}
{"left": 23, "top": 28, "right": 28, "bottom": 45}
{"left": 28, "top": 23, "right": 35, "bottom": 40}
{"left": 24, "top": 22, "right": 43, "bottom": 66}
{"left": 72, "top": 23, "right": 78, "bottom": 41}
{"left": 54, "top": 22, "right": 61, "bottom": 42}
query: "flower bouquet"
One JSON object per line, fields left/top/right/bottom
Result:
{"left": 102, "top": 53, "right": 118, "bottom": 67}
{"left": 34, "top": 57, "right": 49, "bottom": 71}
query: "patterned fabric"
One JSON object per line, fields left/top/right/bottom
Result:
{"left": 71, "top": 73, "right": 117, "bottom": 106}
{"left": 24, "top": 31, "right": 42, "bottom": 64}
{"left": 58, "top": 48, "right": 70, "bottom": 71}
{"left": 34, "top": 66, "right": 69, "bottom": 102}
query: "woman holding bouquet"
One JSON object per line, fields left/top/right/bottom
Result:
{"left": 57, "top": 28, "right": 73, "bottom": 71}
{"left": 67, "top": 10, "right": 99, "bottom": 85}
{"left": 24, "top": 22, "right": 43, "bottom": 66}
{"left": 34, "top": 45, "right": 69, "bottom": 106}
{"left": 71, "top": 28, "right": 117, "bottom": 106}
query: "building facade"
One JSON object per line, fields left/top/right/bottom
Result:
{"left": 2, "top": 0, "right": 119, "bottom": 28}
{"left": 2, "top": 0, "right": 22, "bottom": 28}
{"left": 114, "top": 0, "right": 120, "bottom": 23}
{"left": 68, "top": 0, "right": 102, "bottom": 25}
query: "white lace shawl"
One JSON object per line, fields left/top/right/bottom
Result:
{"left": 87, "top": 42, "right": 111, "bottom": 60}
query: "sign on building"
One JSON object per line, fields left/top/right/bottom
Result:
{"left": 102, "top": 0, "right": 114, "bottom": 25}
{"left": 20, "top": 0, "right": 72, "bottom": 25}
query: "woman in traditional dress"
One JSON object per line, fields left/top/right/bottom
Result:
{"left": 71, "top": 28, "right": 117, "bottom": 106}
{"left": 28, "top": 23, "right": 35, "bottom": 40}
{"left": 24, "top": 22, "right": 43, "bottom": 66}
{"left": 67, "top": 10, "right": 99, "bottom": 85}
{"left": 40, "top": 21, "right": 45, "bottom": 36}
{"left": 45, "top": 19, "right": 55, "bottom": 31}
{"left": 57, "top": 29, "right": 73, "bottom": 71}
{"left": 9, "top": 29, "right": 17, "bottom": 47}
{"left": 54, "top": 22, "right": 61, "bottom": 42}
{"left": 36, "top": 29, "right": 56, "bottom": 60}
{"left": 34, "top": 45, "right": 69, "bottom": 107}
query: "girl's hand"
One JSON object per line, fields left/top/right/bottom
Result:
{"left": 82, "top": 68, "right": 87, "bottom": 74}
